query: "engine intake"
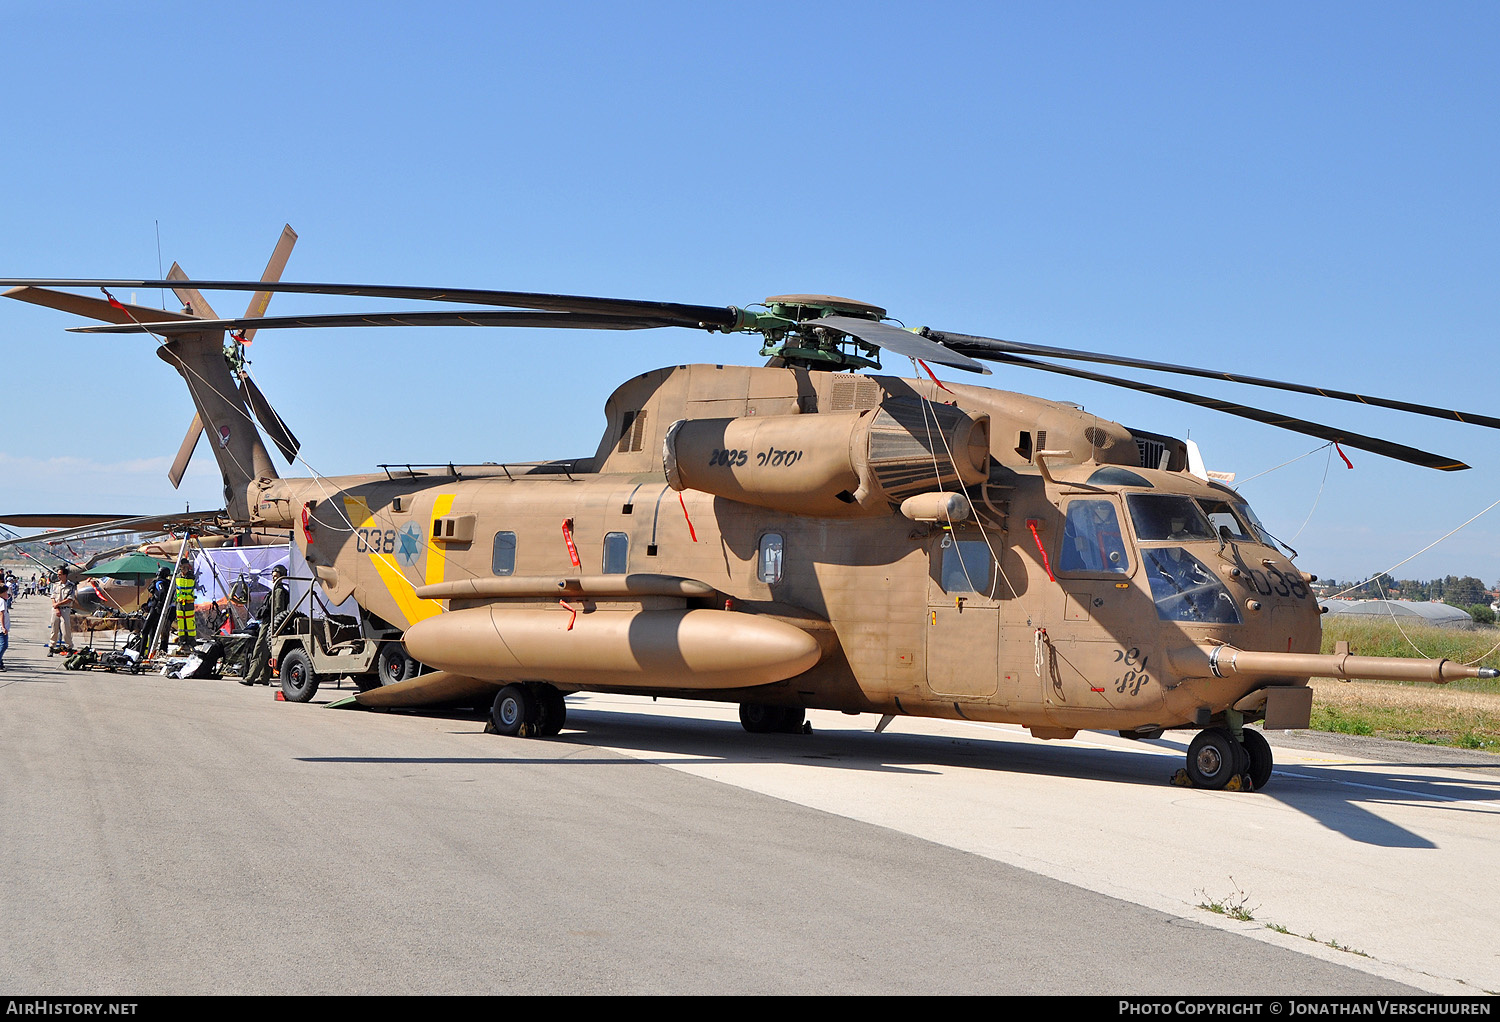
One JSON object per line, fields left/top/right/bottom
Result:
{"left": 663, "top": 398, "right": 989, "bottom": 516}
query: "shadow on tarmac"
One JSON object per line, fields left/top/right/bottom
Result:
{"left": 301, "top": 699, "right": 1500, "bottom": 849}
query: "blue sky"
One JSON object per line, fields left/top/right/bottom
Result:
{"left": 2, "top": 1, "right": 1497, "bottom": 586}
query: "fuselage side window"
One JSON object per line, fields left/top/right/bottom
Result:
{"left": 1059, "top": 499, "right": 1130, "bottom": 574}
{"left": 939, "top": 535, "right": 991, "bottom": 594}
{"left": 603, "top": 532, "right": 629, "bottom": 575}
{"left": 757, "top": 533, "right": 784, "bottom": 584}
{"left": 491, "top": 531, "right": 516, "bottom": 576}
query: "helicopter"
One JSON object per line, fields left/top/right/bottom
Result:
{"left": 3, "top": 268, "right": 1496, "bottom": 792}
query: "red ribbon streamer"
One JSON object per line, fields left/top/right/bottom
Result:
{"left": 1334, "top": 443, "right": 1353, "bottom": 469}
{"left": 678, "top": 492, "right": 698, "bottom": 542}
{"left": 561, "top": 518, "right": 581, "bottom": 567}
{"left": 1027, "top": 519, "right": 1055, "bottom": 582}
{"left": 916, "top": 359, "right": 954, "bottom": 394}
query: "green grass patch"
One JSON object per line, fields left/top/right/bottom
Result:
{"left": 1305, "top": 620, "right": 1500, "bottom": 750}
{"left": 1320, "top": 619, "right": 1500, "bottom": 694}
{"left": 1310, "top": 705, "right": 1375, "bottom": 736}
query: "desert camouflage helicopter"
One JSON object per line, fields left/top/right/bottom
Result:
{"left": 5, "top": 260, "right": 1496, "bottom": 791}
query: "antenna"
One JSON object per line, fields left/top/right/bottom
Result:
{"left": 155, "top": 220, "right": 164, "bottom": 310}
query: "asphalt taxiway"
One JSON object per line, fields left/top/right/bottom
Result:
{"left": 1, "top": 595, "right": 1493, "bottom": 995}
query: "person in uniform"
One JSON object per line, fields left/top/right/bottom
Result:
{"left": 174, "top": 559, "right": 198, "bottom": 652}
{"left": 0, "top": 582, "right": 11, "bottom": 671}
{"left": 49, "top": 566, "right": 77, "bottom": 654}
{"left": 241, "top": 564, "right": 289, "bottom": 686}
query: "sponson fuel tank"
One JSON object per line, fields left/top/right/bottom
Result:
{"left": 403, "top": 606, "right": 823, "bottom": 689}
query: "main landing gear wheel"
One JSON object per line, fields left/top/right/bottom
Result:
{"left": 278, "top": 648, "right": 320, "bottom": 703}
{"left": 490, "top": 684, "right": 537, "bottom": 736}
{"left": 739, "top": 703, "right": 807, "bottom": 734}
{"left": 487, "top": 684, "right": 565, "bottom": 737}
{"left": 1240, "top": 727, "right": 1274, "bottom": 791}
{"left": 535, "top": 686, "right": 567, "bottom": 737}
{"left": 1185, "top": 727, "right": 1242, "bottom": 790}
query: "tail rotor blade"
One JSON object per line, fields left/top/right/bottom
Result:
{"left": 166, "top": 262, "right": 218, "bottom": 320}
{"left": 240, "top": 224, "right": 298, "bottom": 343}
{"left": 168, "top": 413, "right": 203, "bottom": 489}
{"left": 239, "top": 372, "right": 301, "bottom": 464}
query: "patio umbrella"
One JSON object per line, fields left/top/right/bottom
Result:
{"left": 80, "top": 552, "right": 173, "bottom": 580}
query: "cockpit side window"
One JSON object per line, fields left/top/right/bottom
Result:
{"left": 1127, "top": 494, "right": 1216, "bottom": 542}
{"left": 1058, "top": 499, "right": 1130, "bottom": 574}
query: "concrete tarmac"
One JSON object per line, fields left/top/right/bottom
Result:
{"left": 1, "top": 595, "right": 1492, "bottom": 995}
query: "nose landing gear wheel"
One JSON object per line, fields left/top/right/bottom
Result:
{"left": 1186, "top": 727, "right": 1240, "bottom": 789}
{"left": 1240, "top": 727, "right": 1274, "bottom": 791}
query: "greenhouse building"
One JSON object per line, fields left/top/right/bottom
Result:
{"left": 1317, "top": 599, "right": 1478, "bottom": 630}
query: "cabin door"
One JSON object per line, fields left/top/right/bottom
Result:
{"left": 925, "top": 531, "right": 1000, "bottom": 699}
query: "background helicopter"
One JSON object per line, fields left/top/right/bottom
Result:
{"left": 3, "top": 271, "right": 1496, "bottom": 791}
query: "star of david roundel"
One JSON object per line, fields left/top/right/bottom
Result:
{"left": 396, "top": 523, "right": 423, "bottom": 565}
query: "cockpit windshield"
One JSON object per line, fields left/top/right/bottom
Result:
{"left": 1197, "top": 499, "right": 1255, "bottom": 542}
{"left": 1143, "top": 547, "right": 1242, "bottom": 624}
{"left": 1236, "top": 498, "right": 1296, "bottom": 555}
{"left": 1126, "top": 494, "right": 1215, "bottom": 542}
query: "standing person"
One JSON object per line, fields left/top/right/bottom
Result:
{"left": 174, "top": 558, "right": 198, "bottom": 652}
{"left": 241, "top": 564, "right": 289, "bottom": 686}
{"left": 0, "top": 582, "right": 10, "bottom": 671}
{"left": 49, "top": 566, "right": 77, "bottom": 654}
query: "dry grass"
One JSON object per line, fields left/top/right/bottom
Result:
{"left": 1308, "top": 678, "right": 1500, "bottom": 749}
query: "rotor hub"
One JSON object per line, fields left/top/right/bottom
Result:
{"left": 763, "top": 295, "right": 886, "bottom": 321}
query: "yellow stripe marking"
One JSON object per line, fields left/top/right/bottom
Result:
{"left": 426, "top": 494, "right": 456, "bottom": 588}
{"left": 342, "top": 493, "right": 450, "bottom": 628}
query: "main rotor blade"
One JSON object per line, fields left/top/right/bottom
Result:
{"left": 986, "top": 351, "right": 1470, "bottom": 471}
{"left": 0, "top": 510, "right": 230, "bottom": 551}
{"left": 0, "top": 279, "right": 739, "bottom": 328}
{"left": 0, "top": 513, "right": 144, "bottom": 528}
{"left": 168, "top": 413, "right": 204, "bottom": 489}
{"left": 68, "top": 310, "right": 689, "bottom": 334}
{"left": 811, "top": 315, "right": 989, "bottom": 374}
{"left": 934, "top": 330, "right": 1500, "bottom": 432}
{"left": 238, "top": 373, "right": 300, "bottom": 464}
{"left": 2, "top": 286, "right": 197, "bottom": 324}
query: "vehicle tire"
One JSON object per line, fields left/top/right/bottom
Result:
{"left": 490, "top": 684, "right": 536, "bottom": 737}
{"left": 535, "top": 685, "right": 567, "bottom": 737}
{"left": 1240, "top": 727, "right": 1273, "bottom": 791}
{"left": 278, "top": 648, "right": 320, "bottom": 703}
{"left": 739, "top": 702, "right": 787, "bottom": 734}
{"left": 377, "top": 643, "right": 418, "bottom": 686}
{"left": 1186, "top": 727, "right": 1239, "bottom": 789}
